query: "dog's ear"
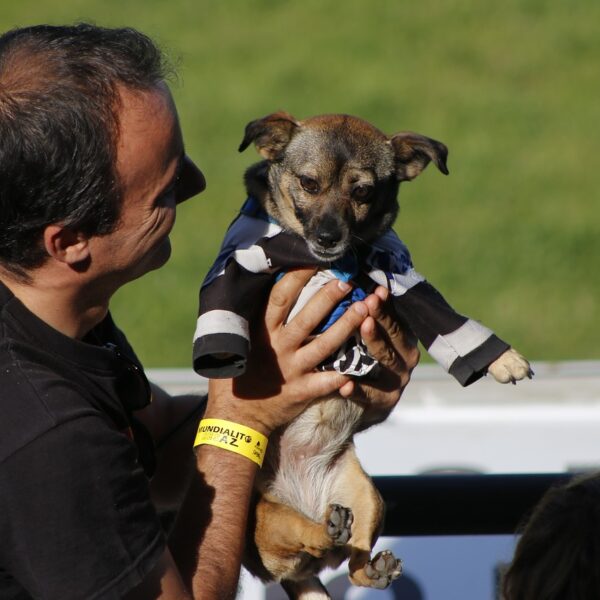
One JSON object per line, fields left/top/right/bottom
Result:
{"left": 238, "top": 111, "right": 300, "bottom": 160}
{"left": 389, "top": 132, "right": 449, "bottom": 181}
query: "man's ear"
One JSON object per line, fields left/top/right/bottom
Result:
{"left": 43, "top": 225, "right": 90, "bottom": 266}
{"left": 238, "top": 111, "right": 300, "bottom": 160}
{"left": 389, "top": 132, "right": 449, "bottom": 181}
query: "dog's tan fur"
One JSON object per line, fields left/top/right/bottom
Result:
{"left": 238, "top": 112, "right": 531, "bottom": 598}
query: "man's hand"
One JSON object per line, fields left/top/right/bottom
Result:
{"left": 339, "top": 286, "right": 420, "bottom": 430}
{"left": 206, "top": 268, "right": 372, "bottom": 435}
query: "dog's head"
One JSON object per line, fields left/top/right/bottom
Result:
{"left": 239, "top": 112, "right": 448, "bottom": 261}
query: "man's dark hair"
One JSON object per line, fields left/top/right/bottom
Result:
{"left": 0, "top": 23, "right": 172, "bottom": 277}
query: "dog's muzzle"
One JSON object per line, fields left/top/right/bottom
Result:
{"left": 308, "top": 216, "right": 349, "bottom": 260}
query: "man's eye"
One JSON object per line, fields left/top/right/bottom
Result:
{"left": 299, "top": 176, "right": 319, "bottom": 195}
{"left": 353, "top": 185, "right": 373, "bottom": 201}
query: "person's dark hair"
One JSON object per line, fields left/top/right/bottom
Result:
{"left": 0, "top": 23, "right": 172, "bottom": 278}
{"left": 502, "top": 472, "right": 600, "bottom": 599}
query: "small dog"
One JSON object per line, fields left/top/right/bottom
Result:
{"left": 195, "top": 112, "right": 532, "bottom": 599}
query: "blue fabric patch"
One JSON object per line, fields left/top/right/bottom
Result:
{"left": 329, "top": 252, "right": 359, "bottom": 282}
{"left": 316, "top": 253, "right": 364, "bottom": 332}
{"left": 318, "top": 286, "right": 367, "bottom": 333}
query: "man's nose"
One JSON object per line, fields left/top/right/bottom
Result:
{"left": 175, "top": 155, "right": 206, "bottom": 204}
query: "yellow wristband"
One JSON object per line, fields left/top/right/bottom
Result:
{"left": 194, "top": 418, "right": 268, "bottom": 467}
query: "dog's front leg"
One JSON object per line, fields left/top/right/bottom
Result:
{"left": 333, "top": 447, "right": 403, "bottom": 590}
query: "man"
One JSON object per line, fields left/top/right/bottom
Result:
{"left": 0, "top": 24, "right": 418, "bottom": 599}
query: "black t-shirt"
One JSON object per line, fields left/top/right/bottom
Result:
{"left": 0, "top": 281, "right": 165, "bottom": 599}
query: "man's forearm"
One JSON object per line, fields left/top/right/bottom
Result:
{"left": 169, "top": 442, "right": 258, "bottom": 600}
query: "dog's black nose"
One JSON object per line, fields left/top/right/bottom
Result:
{"left": 316, "top": 229, "right": 342, "bottom": 249}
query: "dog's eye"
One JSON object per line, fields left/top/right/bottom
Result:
{"left": 299, "top": 176, "right": 320, "bottom": 195}
{"left": 353, "top": 185, "right": 373, "bottom": 202}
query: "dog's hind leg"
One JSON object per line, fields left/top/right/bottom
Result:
{"left": 252, "top": 493, "right": 352, "bottom": 582}
{"left": 332, "top": 447, "right": 403, "bottom": 589}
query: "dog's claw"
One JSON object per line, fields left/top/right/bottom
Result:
{"left": 326, "top": 504, "right": 353, "bottom": 545}
{"left": 364, "top": 550, "right": 403, "bottom": 589}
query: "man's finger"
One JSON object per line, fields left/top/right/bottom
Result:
{"left": 264, "top": 268, "right": 317, "bottom": 329}
{"left": 296, "top": 371, "right": 351, "bottom": 403}
{"left": 296, "top": 300, "right": 368, "bottom": 370}
{"left": 364, "top": 292, "right": 418, "bottom": 357}
{"left": 283, "top": 279, "right": 354, "bottom": 350}
{"left": 360, "top": 315, "right": 405, "bottom": 374}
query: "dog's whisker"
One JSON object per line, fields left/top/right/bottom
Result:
{"left": 350, "top": 233, "right": 367, "bottom": 244}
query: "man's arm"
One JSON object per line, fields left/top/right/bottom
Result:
{"left": 183, "top": 270, "right": 376, "bottom": 598}
{"left": 127, "top": 269, "right": 367, "bottom": 599}
{"left": 128, "top": 271, "right": 419, "bottom": 599}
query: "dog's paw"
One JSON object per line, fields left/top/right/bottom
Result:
{"left": 488, "top": 348, "right": 533, "bottom": 384}
{"left": 363, "top": 550, "right": 403, "bottom": 589}
{"left": 326, "top": 504, "right": 353, "bottom": 545}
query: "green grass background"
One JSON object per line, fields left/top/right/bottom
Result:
{"left": 2, "top": 1, "right": 598, "bottom": 367}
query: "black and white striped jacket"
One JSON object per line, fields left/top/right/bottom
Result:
{"left": 193, "top": 198, "right": 509, "bottom": 386}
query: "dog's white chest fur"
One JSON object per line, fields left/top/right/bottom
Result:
{"left": 261, "top": 397, "right": 364, "bottom": 522}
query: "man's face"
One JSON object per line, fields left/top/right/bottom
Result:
{"left": 89, "top": 82, "right": 205, "bottom": 286}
